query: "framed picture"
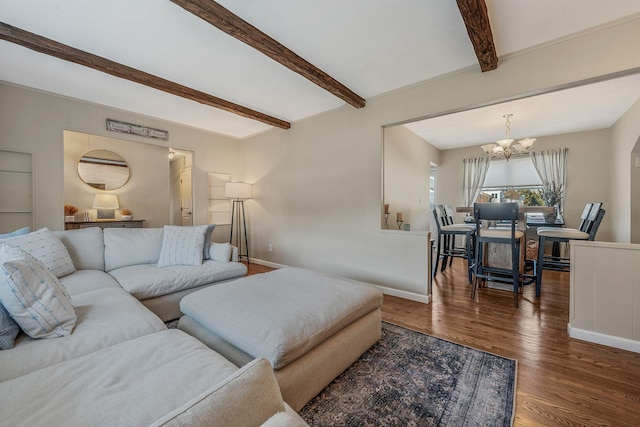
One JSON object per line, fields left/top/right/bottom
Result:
{"left": 404, "top": 224, "right": 410, "bottom": 231}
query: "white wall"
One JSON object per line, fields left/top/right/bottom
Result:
{"left": 0, "top": 82, "right": 244, "bottom": 243}
{"left": 570, "top": 240, "right": 640, "bottom": 353}
{"left": 612, "top": 97, "right": 640, "bottom": 242}
{"left": 242, "top": 17, "right": 640, "bottom": 296}
{"left": 383, "top": 125, "right": 441, "bottom": 232}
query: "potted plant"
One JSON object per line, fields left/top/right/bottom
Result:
{"left": 64, "top": 205, "right": 78, "bottom": 222}
{"left": 120, "top": 209, "right": 132, "bottom": 221}
{"left": 539, "top": 182, "right": 563, "bottom": 222}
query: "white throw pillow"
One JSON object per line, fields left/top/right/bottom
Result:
{"left": 209, "top": 243, "right": 232, "bottom": 262}
{"left": 0, "top": 244, "right": 76, "bottom": 339}
{"left": 2, "top": 227, "right": 76, "bottom": 278}
{"left": 157, "top": 225, "right": 208, "bottom": 268}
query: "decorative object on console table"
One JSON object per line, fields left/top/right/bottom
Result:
{"left": 92, "top": 194, "right": 119, "bottom": 220}
{"left": 64, "top": 219, "right": 145, "bottom": 230}
{"left": 120, "top": 209, "right": 132, "bottom": 221}
{"left": 383, "top": 203, "right": 390, "bottom": 229}
{"left": 64, "top": 205, "right": 78, "bottom": 222}
{"left": 225, "top": 182, "right": 252, "bottom": 264}
{"left": 396, "top": 212, "right": 403, "bottom": 230}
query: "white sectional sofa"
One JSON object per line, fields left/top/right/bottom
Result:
{"left": 0, "top": 226, "right": 308, "bottom": 427}
{"left": 57, "top": 226, "right": 248, "bottom": 321}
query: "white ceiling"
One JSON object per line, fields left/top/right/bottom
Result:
{"left": 1, "top": 1, "right": 640, "bottom": 140}
{"left": 403, "top": 73, "right": 640, "bottom": 149}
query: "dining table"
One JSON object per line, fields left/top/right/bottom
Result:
{"left": 456, "top": 204, "right": 562, "bottom": 272}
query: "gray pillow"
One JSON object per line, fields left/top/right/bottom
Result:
{"left": 0, "top": 303, "right": 20, "bottom": 350}
{"left": 203, "top": 224, "right": 216, "bottom": 259}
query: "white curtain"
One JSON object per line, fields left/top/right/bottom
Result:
{"left": 530, "top": 148, "right": 568, "bottom": 212}
{"left": 463, "top": 157, "right": 491, "bottom": 206}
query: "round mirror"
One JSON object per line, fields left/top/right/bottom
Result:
{"left": 77, "top": 149, "right": 130, "bottom": 190}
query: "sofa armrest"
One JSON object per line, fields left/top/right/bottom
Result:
{"left": 150, "top": 358, "right": 296, "bottom": 427}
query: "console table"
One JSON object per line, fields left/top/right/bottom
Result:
{"left": 64, "top": 220, "right": 145, "bottom": 230}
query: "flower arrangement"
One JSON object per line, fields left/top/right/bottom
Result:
{"left": 539, "top": 182, "right": 563, "bottom": 207}
{"left": 64, "top": 205, "right": 79, "bottom": 216}
{"left": 121, "top": 209, "right": 132, "bottom": 216}
{"left": 476, "top": 193, "right": 492, "bottom": 203}
{"left": 503, "top": 189, "right": 521, "bottom": 200}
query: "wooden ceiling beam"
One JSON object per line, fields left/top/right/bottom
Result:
{"left": 170, "top": 0, "right": 366, "bottom": 108}
{"left": 0, "top": 22, "right": 291, "bottom": 129}
{"left": 456, "top": 0, "right": 498, "bottom": 72}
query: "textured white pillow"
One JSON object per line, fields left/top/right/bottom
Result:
{"left": 209, "top": 243, "right": 232, "bottom": 262}
{"left": 2, "top": 227, "right": 76, "bottom": 278}
{"left": 157, "top": 225, "right": 208, "bottom": 268}
{"left": 0, "top": 244, "right": 76, "bottom": 339}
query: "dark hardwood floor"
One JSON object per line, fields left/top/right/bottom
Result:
{"left": 243, "top": 260, "right": 640, "bottom": 426}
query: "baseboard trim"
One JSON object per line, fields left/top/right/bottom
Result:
{"left": 568, "top": 324, "right": 640, "bottom": 353}
{"left": 249, "top": 259, "right": 431, "bottom": 304}
{"left": 248, "top": 258, "right": 288, "bottom": 269}
{"left": 372, "top": 285, "right": 431, "bottom": 304}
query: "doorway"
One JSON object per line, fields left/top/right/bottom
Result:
{"left": 169, "top": 148, "right": 194, "bottom": 226}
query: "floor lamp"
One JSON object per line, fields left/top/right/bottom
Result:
{"left": 225, "top": 182, "right": 251, "bottom": 264}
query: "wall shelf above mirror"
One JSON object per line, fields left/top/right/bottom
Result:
{"left": 77, "top": 149, "right": 130, "bottom": 190}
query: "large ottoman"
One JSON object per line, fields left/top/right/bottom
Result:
{"left": 178, "top": 267, "right": 384, "bottom": 411}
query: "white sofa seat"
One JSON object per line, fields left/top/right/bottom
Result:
{"left": 0, "top": 287, "right": 166, "bottom": 382}
{"left": 1, "top": 329, "right": 306, "bottom": 427}
{"left": 109, "top": 260, "right": 248, "bottom": 300}
{"left": 0, "top": 330, "right": 237, "bottom": 426}
{"left": 58, "top": 269, "right": 122, "bottom": 295}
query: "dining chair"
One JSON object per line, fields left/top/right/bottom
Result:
{"left": 535, "top": 202, "right": 605, "bottom": 297}
{"left": 432, "top": 205, "right": 475, "bottom": 282}
{"left": 472, "top": 202, "right": 524, "bottom": 307}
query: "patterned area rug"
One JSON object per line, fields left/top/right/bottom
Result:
{"left": 299, "top": 322, "right": 516, "bottom": 427}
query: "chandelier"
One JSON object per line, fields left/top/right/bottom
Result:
{"left": 481, "top": 114, "right": 535, "bottom": 160}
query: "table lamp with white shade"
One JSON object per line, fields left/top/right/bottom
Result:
{"left": 93, "top": 194, "right": 119, "bottom": 220}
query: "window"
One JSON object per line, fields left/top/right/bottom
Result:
{"left": 429, "top": 164, "right": 437, "bottom": 210}
{"left": 481, "top": 157, "right": 542, "bottom": 202}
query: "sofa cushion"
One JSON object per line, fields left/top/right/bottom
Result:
{"left": 0, "top": 244, "right": 76, "bottom": 339}
{"left": 108, "top": 260, "right": 247, "bottom": 300}
{"left": 104, "top": 228, "right": 164, "bottom": 272}
{"left": 151, "top": 358, "right": 286, "bottom": 427}
{"left": 54, "top": 227, "right": 105, "bottom": 271}
{"left": 0, "top": 330, "right": 241, "bottom": 427}
{"left": 1, "top": 227, "right": 75, "bottom": 278}
{"left": 0, "top": 286, "right": 166, "bottom": 382}
{"left": 0, "top": 226, "right": 30, "bottom": 239}
{"left": 209, "top": 242, "right": 232, "bottom": 262}
{"left": 0, "top": 303, "right": 20, "bottom": 350}
{"left": 157, "top": 225, "right": 208, "bottom": 267}
{"left": 59, "top": 269, "right": 122, "bottom": 296}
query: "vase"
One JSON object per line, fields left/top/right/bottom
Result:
{"left": 64, "top": 215, "right": 75, "bottom": 222}
{"left": 544, "top": 207, "right": 558, "bottom": 223}
{"left": 121, "top": 215, "right": 132, "bottom": 221}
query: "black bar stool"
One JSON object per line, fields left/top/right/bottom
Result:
{"left": 432, "top": 205, "right": 475, "bottom": 282}
{"left": 535, "top": 202, "right": 605, "bottom": 297}
{"left": 472, "top": 202, "right": 524, "bottom": 307}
